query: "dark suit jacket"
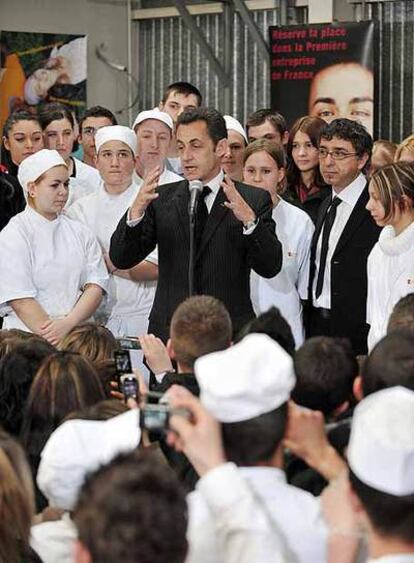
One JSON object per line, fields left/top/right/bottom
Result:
{"left": 307, "top": 185, "right": 381, "bottom": 354}
{"left": 110, "top": 179, "right": 282, "bottom": 341}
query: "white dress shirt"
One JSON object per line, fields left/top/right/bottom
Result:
{"left": 187, "top": 466, "right": 328, "bottom": 563}
{"left": 251, "top": 198, "right": 314, "bottom": 347}
{"left": 0, "top": 206, "right": 108, "bottom": 330}
{"left": 366, "top": 221, "right": 414, "bottom": 351}
{"left": 313, "top": 173, "right": 366, "bottom": 309}
{"left": 67, "top": 182, "right": 158, "bottom": 338}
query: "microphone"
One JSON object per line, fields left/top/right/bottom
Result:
{"left": 188, "top": 180, "right": 203, "bottom": 217}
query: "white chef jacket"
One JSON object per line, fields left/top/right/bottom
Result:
{"left": 367, "top": 222, "right": 414, "bottom": 351}
{"left": 313, "top": 174, "right": 366, "bottom": 309}
{"left": 187, "top": 466, "right": 328, "bottom": 563}
{"left": 31, "top": 513, "right": 77, "bottom": 563}
{"left": 251, "top": 198, "right": 314, "bottom": 348}
{"left": 133, "top": 165, "right": 182, "bottom": 188}
{"left": 67, "top": 181, "right": 158, "bottom": 337}
{"left": 0, "top": 206, "right": 108, "bottom": 331}
{"left": 66, "top": 157, "right": 101, "bottom": 207}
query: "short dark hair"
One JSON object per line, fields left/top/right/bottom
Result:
{"left": 361, "top": 329, "right": 414, "bottom": 396}
{"left": 222, "top": 404, "right": 287, "bottom": 466}
{"left": 79, "top": 105, "right": 117, "bottom": 131}
{"left": 176, "top": 107, "right": 227, "bottom": 147}
{"left": 388, "top": 294, "right": 414, "bottom": 332}
{"left": 3, "top": 110, "right": 41, "bottom": 139}
{"left": 292, "top": 337, "right": 357, "bottom": 417}
{"left": 319, "top": 118, "right": 373, "bottom": 158}
{"left": 161, "top": 81, "right": 202, "bottom": 106}
{"left": 170, "top": 295, "right": 232, "bottom": 369}
{"left": 246, "top": 108, "right": 287, "bottom": 137}
{"left": 349, "top": 470, "right": 414, "bottom": 543}
{"left": 37, "top": 102, "right": 75, "bottom": 130}
{"left": 235, "top": 307, "right": 295, "bottom": 357}
{"left": 74, "top": 450, "right": 188, "bottom": 563}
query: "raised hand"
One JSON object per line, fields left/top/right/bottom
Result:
{"left": 130, "top": 166, "right": 161, "bottom": 220}
{"left": 221, "top": 175, "right": 256, "bottom": 225}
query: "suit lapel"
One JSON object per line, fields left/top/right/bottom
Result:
{"left": 311, "top": 194, "right": 331, "bottom": 259}
{"left": 172, "top": 180, "right": 190, "bottom": 243}
{"left": 333, "top": 185, "right": 369, "bottom": 256}
{"left": 196, "top": 187, "right": 229, "bottom": 261}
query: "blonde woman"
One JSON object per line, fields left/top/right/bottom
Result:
{"left": 366, "top": 161, "right": 414, "bottom": 350}
{"left": 244, "top": 139, "right": 314, "bottom": 347}
{"left": 0, "top": 149, "right": 108, "bottom": 345}
{"left": 394, "top": 134, "right": 414, "bottom": 163}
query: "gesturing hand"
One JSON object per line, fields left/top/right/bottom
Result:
{"left": 166, "top": 385, "right": 226, "bottom": 477}
{"left": 221, "top": 175, "right": 256, "bottom": 225}
{"left": 130, "top": 166, "right": 161, "bottom": 220}
{"left": 139, "top": 334, "right": 174, "bottom": 375}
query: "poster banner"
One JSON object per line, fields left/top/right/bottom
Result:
{"left": 269, "top": 21, "right": 375, "bottom": 136}
{"left": 0, "top": 31, "right": 87, "bottom": 133}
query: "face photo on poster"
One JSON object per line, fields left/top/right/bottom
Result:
{"left": 269, "top": 22, "right": 375, "bottom": 136}
{"left": 0, "top": 31, "right": 87, "bottom": 132}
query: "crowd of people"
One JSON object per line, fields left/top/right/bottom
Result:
{"left": 0, "top": 80, "right": 413, "bottom": 563}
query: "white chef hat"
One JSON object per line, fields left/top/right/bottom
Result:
{"left": 348, "top": 386, "right": 414, "bottom": 496}
{"left": 195, "top": 333, "right": 295, "bottom": 423}
{"left": 132, "top": 108, "right": 174, "bottom": 133}
{"left": 17, "top": 149, "right": 66, "bottom": 195}
{"left": 224, "top": 115, "right": 248, "bottom": 144}
{"left": 37, "top": 409, "right": 141, "bottom": 511}
{"left": 95, "top": 125, "right": 137, "bottom": 155}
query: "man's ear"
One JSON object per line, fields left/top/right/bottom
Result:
{"left": 216, "top": 137, "right": 228, "bottom": 159}
{"left": 332, "top": 400, "right": 349, "bottom": 418}
{"left": 357, "top": 152, "right": 369, "bottom": 172}
{"left": 353, "top": 376, "right": 364, "bottom": 402}
{"left": 282, "top": 130, "right": 289, "bottom": 145}
{"left": 74, "top": 540, "right": 92, "bottom": 563}
{"left": 2, "top": 136, "right": 10, "bottom": 151}
{"left": 166, "top": 338, "right": 176, "bottom": 360}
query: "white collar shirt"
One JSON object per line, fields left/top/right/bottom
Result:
{"left": 203, "top": 170, "right": 224, "bottom": 213}
{"left": 313, "top": 173, "right": 366, "bottom": 308}
{"left": 187, "top": 466, "right": 328, "bottom": 563}
{"left": 251, "top": 199, "right": 314, "bottom": 348}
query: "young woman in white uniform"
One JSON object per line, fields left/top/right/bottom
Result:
{"left": 38, "top": 103, "right": 101, "bottom": 206}
{"left": 0, "top": 149, "right": 108, "bottom": 345}
{"left": 366, "top": 161, "right": 414, "bottom": 350}
{"left": 244, "top": 139, "right": 314, "bottom": 347}
{"left": 67, "top": 125, "right": 158, "bottom": 338}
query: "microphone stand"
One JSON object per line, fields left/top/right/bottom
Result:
{"left": 188, "top": 198, "right": 198, "bottom": 297}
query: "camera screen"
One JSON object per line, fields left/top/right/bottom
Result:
{"left": 141, "top": 405, "right": 169, "bottom": 432}
{"left": 120, "top": 375, "right": 138, "bottom": 400}
{"left": 114, "top": 351, "right": 132, "bottom": 374}
{"left": 117, "top": 338, "right": 141, "bottom": 350}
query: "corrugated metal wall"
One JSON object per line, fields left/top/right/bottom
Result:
{"left": 134, "top": 1, "right": 414, "bottom": 142}
{"left": 354, "top": 0, "right": 414, "bottom": 142}
{"left": 134, "top": 6, "right": 282, "bottom": 125}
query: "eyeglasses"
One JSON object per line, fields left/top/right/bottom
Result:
{"left": 318, "top": 148, "right": 359, "bottom": 160}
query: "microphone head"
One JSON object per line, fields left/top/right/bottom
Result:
{"left": 189, "top": 179, "right": 203, "bottom": 194}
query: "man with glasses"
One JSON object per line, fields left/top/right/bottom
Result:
{"left": 307, "top": 118, "right": 381, "bottom": 355}
{"left": 78, "top": 106, "right": 117, "bottom": 168}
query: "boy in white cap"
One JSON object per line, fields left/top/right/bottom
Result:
{"left": 187, "top": 333, "right": 328, "bottom": 563}
{"left": 67, "top": 125, "right": 158, "bottom": 339}
{"left": 345, "top": 386, "right": 414, "bottom": 562}
{"left": 221, "top": 115, "right": 248, "bottom": 182}
{"left": 30, "top": 409, "right": 141, "bottom": 563}
{"left": 132, "top": 109, "right": 182, "bottom": 186}
{"left": 0, "top": 149, "right": 108, "bottom": 343}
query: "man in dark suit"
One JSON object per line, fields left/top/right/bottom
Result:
{"left": 307, "top": 118, "right": 381, "bottom": 355}
{"left": 109, "top": 107, "right": 282, "bottom": 343}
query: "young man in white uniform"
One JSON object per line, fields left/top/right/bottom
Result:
{"left": 132, "top": 109, "right": 182, "bottom": 186}
{"left": 68, "top": 125, "right": 158, "bottom": 338}
{"left": 343, "top": 386, "right": 414, "bottom": 563}
{"left": 187, "top": 334, "right": 328, "bottom": 563}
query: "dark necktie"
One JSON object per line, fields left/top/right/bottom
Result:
{"left": 315, "top": 197, "right": 342, "bottom": 299}
{"left": 195, "top": 185, "right": 211, "bottom": 249}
